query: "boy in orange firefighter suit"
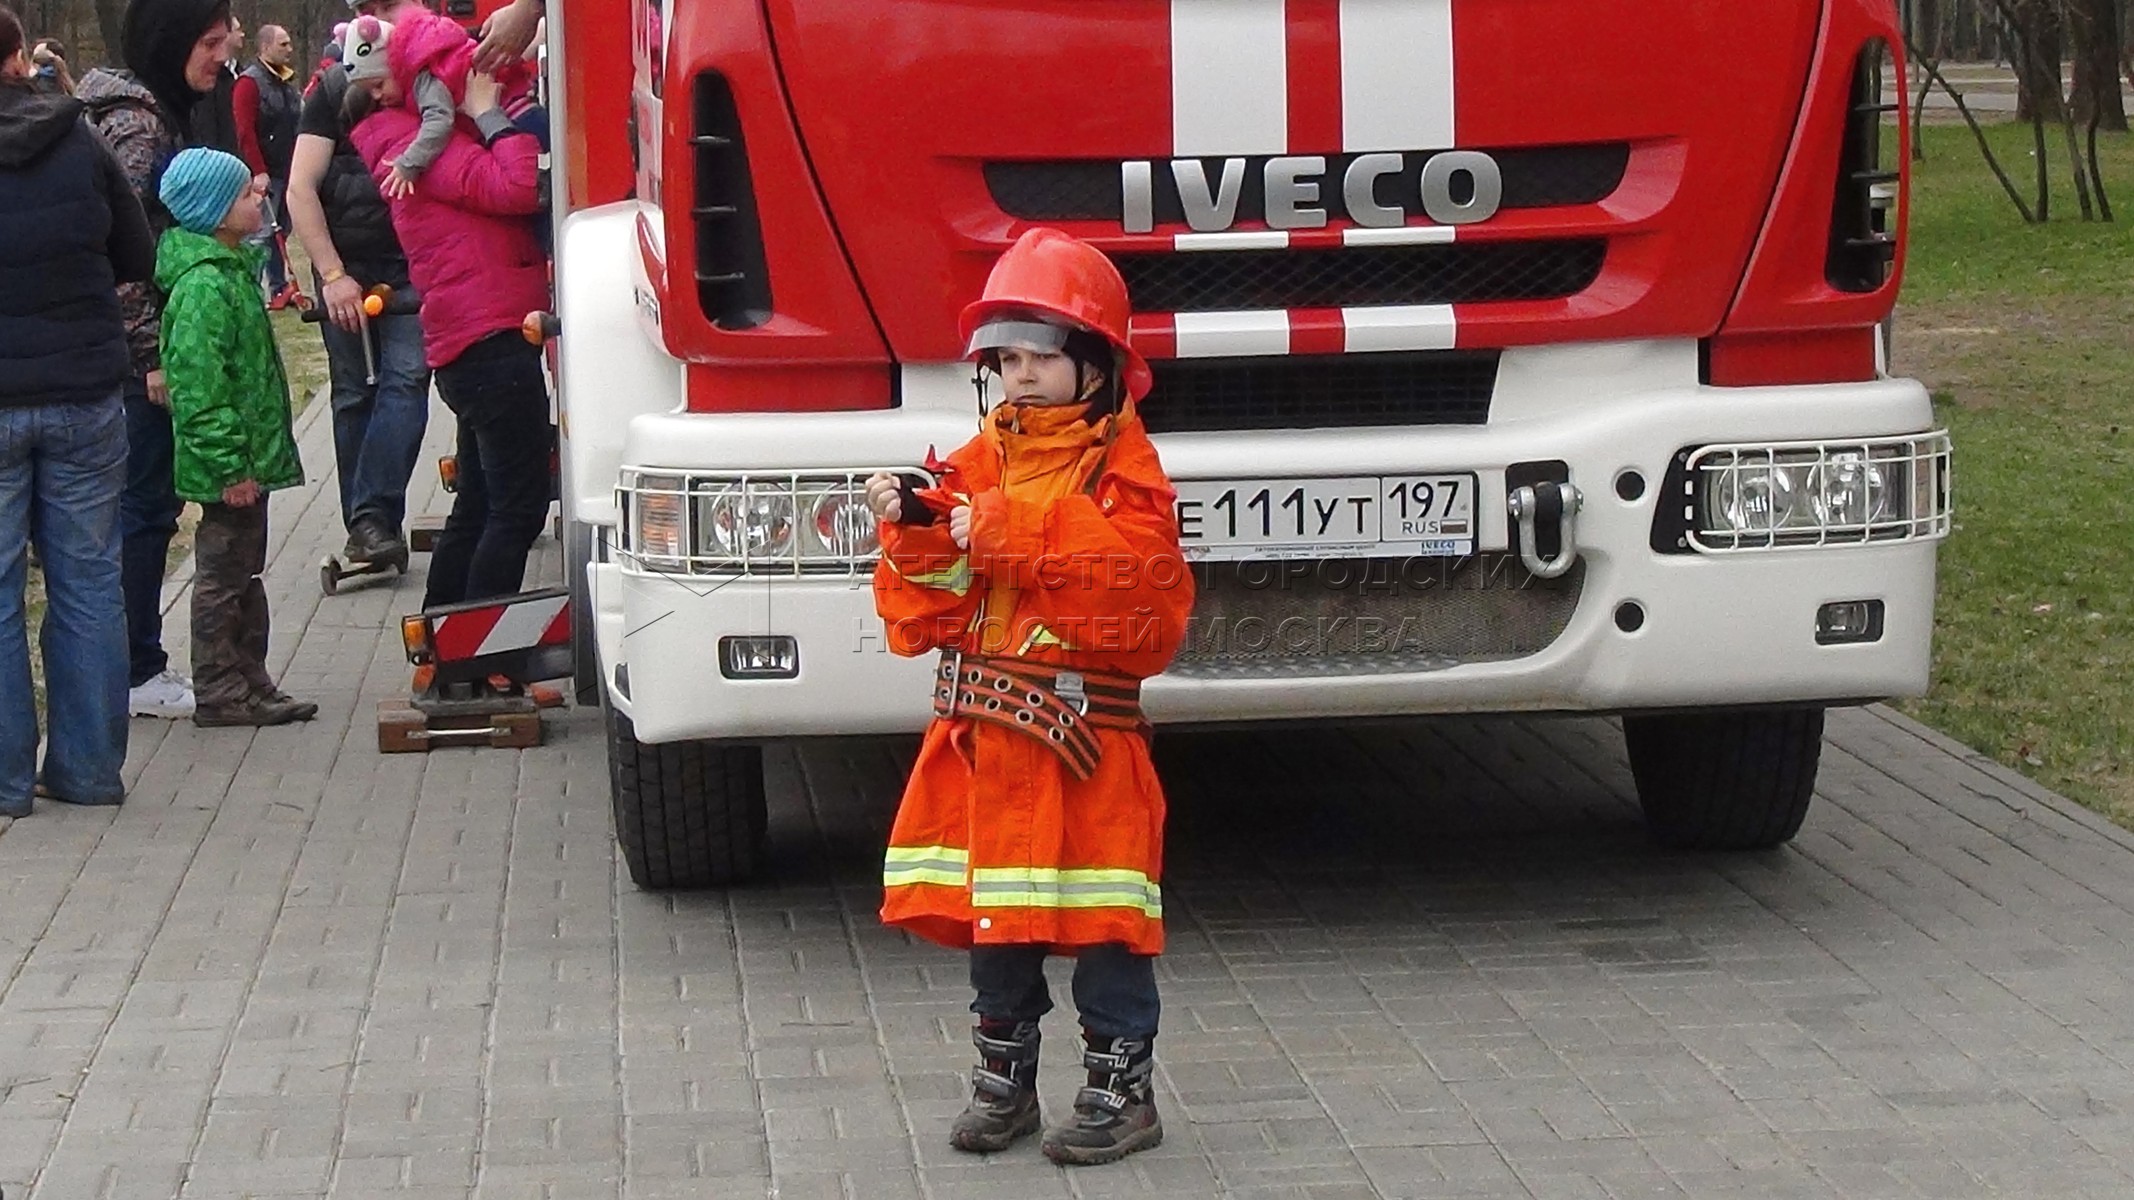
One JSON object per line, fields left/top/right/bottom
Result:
{"left": 865, "top": 228, "right": 1194, "bottom": 1166}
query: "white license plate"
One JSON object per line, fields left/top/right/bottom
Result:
{"left": 1174, "top": 474, "right": 1479, "bottom": 561}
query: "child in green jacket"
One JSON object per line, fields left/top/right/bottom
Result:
{"left": 155, "top": 149, "right": 316, "bottom": 728}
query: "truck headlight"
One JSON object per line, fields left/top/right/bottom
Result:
{"left": 700, "top": 483, "right": 796, "bottom": 560}
{"left": 619, "top": 470, "right": 903, "bottom": 575}
{"left": 1689, "top": 434, "right": 1949, "bottom": 551}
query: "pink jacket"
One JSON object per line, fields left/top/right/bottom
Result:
{"left": 349, "top": 108, "right": 546, "bottom": 368}
{"left": 388, "top": 8, "right": 535, "bottom": 111}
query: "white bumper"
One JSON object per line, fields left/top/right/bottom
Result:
{"left": 585, "top": 340, "right": 1942, "bottom": 744}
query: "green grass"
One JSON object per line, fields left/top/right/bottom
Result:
{"left": 1897, "top": 121, "right": 2134, "bottom": 823}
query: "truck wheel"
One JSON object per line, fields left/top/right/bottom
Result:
{"left": 1623, "top": 707, "right": 1824, "bottom": 850}
{"left": 604, "top": 700, "right": 767, "bottom": 889}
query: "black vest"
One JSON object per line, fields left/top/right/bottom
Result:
{"left": 0, "top": 123, "right": 129, "bottom": 408}
{"left": 242, "top": 62, "right": 301, "bottom": 177}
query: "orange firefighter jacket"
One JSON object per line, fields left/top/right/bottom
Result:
{"left": 874, "top": 401, "right": 1194, "bottom": 956}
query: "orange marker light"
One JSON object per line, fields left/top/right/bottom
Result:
{"left": 400, "top": 616, "right": 432, "bottom": 662}
{"left": 362, "top": 294, "right": 385, "bottom": 318}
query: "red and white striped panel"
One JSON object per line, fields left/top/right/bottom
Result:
{"left": 431, "top": 594, "right": 572, "bottom": 663}
{"left": 1145, "top": 0, "right": 1460, "bottom": 358}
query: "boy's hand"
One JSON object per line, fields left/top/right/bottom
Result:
{"left": 949, "top": 505, "right": 972, "bottom": 549}
{"left": 144, "top": 369, "right": 170, "bottom": 407}
{"left": 864, "top": 472, "right": 902, "bottom": 523}
{"left": 222, "top": 480, "right": 262, "bottom": 508}
{"left": 382, "top": 164, "right": 416, "bottom": 200}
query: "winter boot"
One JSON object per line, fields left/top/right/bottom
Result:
{"left": 1040, "top": 1030, "right": 1162, "bottom": 1166}
{"left": 948, "top": 1018, "right": 1042, "bottom": 1153}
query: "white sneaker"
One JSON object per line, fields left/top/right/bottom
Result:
{"left": 129, "top": 669, "right": 197, "bottom": 719}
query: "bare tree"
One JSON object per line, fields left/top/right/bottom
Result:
{"left": 2068, "top": 0, "right": 2128, "bottom": 129}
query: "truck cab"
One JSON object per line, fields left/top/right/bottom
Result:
{"left": 545, "top": 0, "right": 1950, "bottom": 887}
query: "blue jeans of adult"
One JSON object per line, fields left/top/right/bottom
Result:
{"left": 318, "top": 306, "right": 429, "bottom": 536}
{"left": 970, "top": 943, "right": 1160, "bottom": 1039}
{"left": 121, "top": 377, "right": 181, "bottom": 688}
{"left": 0, "top": 395, "right": 130, "bottom": 814}
{"left": 424, "top": 332, "right": 553, "bottom": 608}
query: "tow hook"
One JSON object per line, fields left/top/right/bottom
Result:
{"left": 1508, "top": 481, "right": 1583, "bottom": 579}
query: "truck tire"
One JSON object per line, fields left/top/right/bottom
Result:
{"left": 1623, "top": 707, "right": 1824, "bottom": 850}
{"left": 604, "top": 701, "right": 767, "bottom": 889}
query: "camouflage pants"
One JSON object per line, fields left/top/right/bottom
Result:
{"left": 191, "top": 501, "right": 274, "bottom": 708}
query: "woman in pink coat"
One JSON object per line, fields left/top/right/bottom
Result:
{"left": 348, "top": 60, "right": 550, "bottom": 613}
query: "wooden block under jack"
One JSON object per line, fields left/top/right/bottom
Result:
{"left": 408, "top": 515, "right": 446, "bottom": 554}
{"left": 377, "top": 697, "right": 543, "bottom": 753}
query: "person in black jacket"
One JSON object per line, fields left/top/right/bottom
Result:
{"left": 284, "top": 26, "right": 430, "bottom": 579}
{"left": 0, "top": 3, "right": 156, "bottom": 815}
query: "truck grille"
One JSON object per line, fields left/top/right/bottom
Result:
{"left": 1142, "top": 352, "right": 1496, "bottom": 433}
{"left": 1173, "top": 555, "right": 1583, "bottom": 678}
{"left": 1117, "top": 240, "right": 1605, "bottom": 312}
{"left": 985, "top": 144, "right": 1631, "bottom": 222}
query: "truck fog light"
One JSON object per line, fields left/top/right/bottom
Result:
{"left": 1704, "top": 452, "right": 1813, "bottom": 533}
{"left": 1815, "top": 599, "right": 1884, "bottom": 645}
{"left": 720, "top": 635, "right": 799, "bottom": 679}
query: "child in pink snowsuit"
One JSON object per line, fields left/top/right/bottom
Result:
{"left": 378, "top": 7, "right": 536, "bottom": 199}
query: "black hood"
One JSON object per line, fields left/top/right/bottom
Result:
{"left": 0, "top": 84, "right": 85, "bottom": 168}
{"left": 120, "top": 0, "right": 230, "bottom": 127}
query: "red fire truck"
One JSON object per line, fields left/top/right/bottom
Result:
{"left": 541, "top": 0, "right": 1951, "bottom": 888}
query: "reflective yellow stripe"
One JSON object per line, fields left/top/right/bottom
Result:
{"left": 890, "top": 554, "right": 972, "bottom": 597}
{"left": 1015, "top": 624, "right": 1070, "bottom": 655}
{"left": 968, "top": 867, "right": 1163, "bottom": 917}
{"left": 882, "top": 844, "right": 969, "bottom": 890}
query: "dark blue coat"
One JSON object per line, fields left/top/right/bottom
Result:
{"left": 0, "top": 82, "right": 155, "bottom": 408}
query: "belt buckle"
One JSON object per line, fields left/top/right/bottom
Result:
{"left": 1054, "top": 670, "right": 1088, "bottom": 715}
{"left": 942, "top": 650, "right": 964, "bottom": 717}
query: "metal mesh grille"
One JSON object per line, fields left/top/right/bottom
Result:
{"left": 1172, "top": 555, "right": 1584, "bottom": 678}
{"left": 1142, "top": 352, "right": 1497, "bottom": 433}
{"left": 985, "top": 144, "right": 1630, "bottom": 221}
{"left": 1118, "top": 241, "right": 1604, "bottom": 312}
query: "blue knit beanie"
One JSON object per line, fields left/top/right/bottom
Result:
{"left": 159, "top": 148, "right": 253, "bottom": 235}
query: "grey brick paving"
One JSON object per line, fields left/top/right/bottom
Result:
{"left": 4, "top": 398, "right": 2134, "bottom": 1197}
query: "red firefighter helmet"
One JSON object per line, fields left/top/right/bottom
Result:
{"left": 958, "top": 227, "right": 1153, "bottom": 402}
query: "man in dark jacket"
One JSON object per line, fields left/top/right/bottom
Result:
{"left": 234, "top": 23, "right": 302, "bottom": 307}
{"left": 0, "top": 7, "right": 156, "bottom": 814}
{"left": 75, "top": 0, "right": 237, "bottom": 721}
{"left": 285, "top": 13, "right": 430, "bottom": 579}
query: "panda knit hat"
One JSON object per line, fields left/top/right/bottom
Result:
{"left": 341, "top": 15, "right": 392, "bottom": 82}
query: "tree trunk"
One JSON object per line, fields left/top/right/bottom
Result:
{"left": 2012, "top": 0, "right": 2067, "bottom": 121}
{"left": 2069, "top": 0, "right": 2128, "bottom": 129}
{"left": 91, "top": 0, "right": 124, "bottom": 68}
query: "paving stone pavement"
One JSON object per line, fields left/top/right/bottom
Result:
{"left": 5, "top": 398, "right": 2134, "bottom": 1199}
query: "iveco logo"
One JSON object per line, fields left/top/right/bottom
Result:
{"left": 1121, "top": 151, "right": 1503, "bottom": 233}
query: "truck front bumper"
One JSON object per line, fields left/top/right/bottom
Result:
{"left": 589, "top": 342, "right": 1945, "bottom": 744}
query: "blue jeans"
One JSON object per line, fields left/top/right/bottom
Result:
{"left": 970, "top": 943, "right": 1160, "bottom": 1039}
{"left": 425, "top": 332, "right": 553, "bottom": 608}
{"left": 259, "top": 178, "right": 289, "bottom": 293}
{"left": 319, "top": 308, "right": 430, "bottom": 535}
{"left": 0, "top": 395, "right": 130, "bottom": 813}
{"left": 121, "top": 381, "right": 181, "bottom": 687}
